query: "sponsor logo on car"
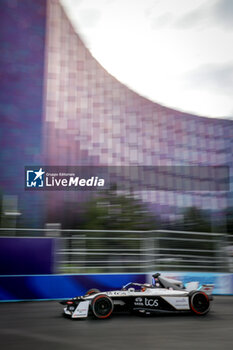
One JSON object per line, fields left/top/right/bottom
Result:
{"left": 134, "top": 297, "right": 144, "bottom": 306}
{"left": 135, "top": 297, "right": 143, "bottom": 302}
{"left": 176, "top": 298, "right": 186, "bottom": 303}
{"left": 134, "top": 297, "right": 159, "bottom": 307}
{"left": 77, "top": 309, "right": 87, "bottom": 313}
{"left": 107, "top": 291, "right": 126, "bottom": 296}
{"left": 145, "top": 298, "right": 159, "bottom": 307}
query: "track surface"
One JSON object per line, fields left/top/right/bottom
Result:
{"left": 0, "top": 297, "right": 232, "bottom": 350}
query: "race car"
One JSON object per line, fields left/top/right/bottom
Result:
{"left": 60, "top": 273, "right": 214, "bottom": 319}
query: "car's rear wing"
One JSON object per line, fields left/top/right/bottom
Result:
{"left": 199, "top": 284, "right": 214, "bottom": 295}
{"left": 185, "top": 282, "right": 214, "bottom": 295}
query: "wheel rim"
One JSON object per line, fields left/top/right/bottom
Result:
{"left": 93, "top": 296, "right": 113, "bottom": 318}
{"left": 191, "top": 292, "right": 209, "bottom": 314}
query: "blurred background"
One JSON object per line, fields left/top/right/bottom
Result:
{"left": 0, "top": 0, "right": 233, "bottom": 282}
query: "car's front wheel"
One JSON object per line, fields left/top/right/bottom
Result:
{"left": 91, "top": 294, "right": 113, "bottom": 319}
{"left": 189, "top": 291, "right": 210, "bottom": 315}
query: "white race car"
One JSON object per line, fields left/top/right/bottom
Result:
{"left": 60, "top": 273, "right": 214, "bottom": 319}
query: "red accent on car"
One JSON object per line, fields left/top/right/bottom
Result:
{"left": 190, "top": 292, "right": 209, "bottom": 315}
{"left": 92, "top": 295, "right": 113, "bottom": 319}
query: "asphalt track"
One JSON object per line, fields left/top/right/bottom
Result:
{"left": 0, "top": 297, "right": 232, "bottom": 350}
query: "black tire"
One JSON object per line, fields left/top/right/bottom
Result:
{"left": 189, "top": 291, "right": 210, "bottom": 315}
{"left": 85, "top": 288, "right": 100, "bottom": 296}
{"left": 91, "top": 294, "right": 114, "bottom": 319}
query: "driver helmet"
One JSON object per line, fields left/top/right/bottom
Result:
{"left": 153, "top": 277, "right": 160, "bottom": 287}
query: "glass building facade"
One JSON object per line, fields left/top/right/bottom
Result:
{"left": 0, "top": 0, "right": 47, "bottom": 226}
{"left": 0, "top": 0, "right": 232, "bottom": 226}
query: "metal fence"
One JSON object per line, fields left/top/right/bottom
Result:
{"left": 1, "top": 228, "right": 233, "bottom": 273}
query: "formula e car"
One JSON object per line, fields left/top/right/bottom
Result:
{"left": 60, "top": 273, "right": 214, "bottom": 319}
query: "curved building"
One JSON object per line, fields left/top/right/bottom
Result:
{"left": 0, "top": 0, "right": 232, "bottom": 227}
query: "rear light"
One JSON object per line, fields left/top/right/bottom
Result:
{"left": 67, "top": 301, "right": 74, "bottom": 305}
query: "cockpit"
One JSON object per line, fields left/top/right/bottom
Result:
{"left": 121, "top": 273, "right": 184, "bottom": 292}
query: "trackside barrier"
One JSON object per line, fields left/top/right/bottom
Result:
{"left": 0, "top": 228, "right": 232, "bottom": 273}
{"left": 0, "top": 272, "right": 232, "bottom": 302}
{"left": 0, "top": 228, "right": 232, "bottom": 301}
{"left": 0, "top": 237, "right": 54, "bottom": 275}
{"left": 0, "top": 274, "right": 146, "bottom": 301}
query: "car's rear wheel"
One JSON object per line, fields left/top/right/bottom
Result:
{"left": 91, "top": 294, "right": 113, "bottom": 319}
{"left": 190, "top": 291, "right": 210, "bottom": 315}
{"left": 85, "top": 288, "right": 100, "bottom": 296}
